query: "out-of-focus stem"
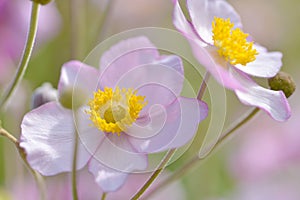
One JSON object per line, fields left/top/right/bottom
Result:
{"left": 101, "top": 192, "right": 107, "bottom": 200}
{"left": 0, "top": 2, "right": 40, "bottom": 110}
{"left": 72, "top": 130, "right": 79, "bottom": 200}
{"left": 131, "top": 149, "right": 176, "bottom": 200}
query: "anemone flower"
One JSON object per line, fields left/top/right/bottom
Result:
{"left": 173, "top": 0, "right": 290, "bottom": 121}
{"left": 20, "top": 36, "right": 208, "bottom": 192}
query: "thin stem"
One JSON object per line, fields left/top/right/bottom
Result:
{"left": 72, "top": 130, "right": 79, "bottom": 200}
{"left": 70, "top": 0, "right": 86, "bottom": 59}
{"left": 131, "top": 149, "right": 176, "bottom": 200}
{"left": 0, "top": 127, "right": 18, "bottom": 145}
{"left": 92, "top": 0, "right": 115, "bottom": 44}
{"left": 143, "top": 108, "right": 260, "bottom": 200}
{"left": 0, "top": 2, "right": 40, "bottom": 110}
{"left": 197, "top": 72, "right": 210, "bottom": 100}
{"left": 101, "top": 193, "right": 107, "bottom": 200}
{"left": 0, "top": 127, "right": 46, "bottom": 200}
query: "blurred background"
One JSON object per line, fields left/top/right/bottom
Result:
{"left": 0, "top": 0, "right": 299, "bottom": 199}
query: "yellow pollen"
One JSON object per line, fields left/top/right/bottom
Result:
{"left": 86, "top": 87, "right": 147, "bottom": 135}
{"left": 212, "top": 17, "right": 258, "bottom": 66}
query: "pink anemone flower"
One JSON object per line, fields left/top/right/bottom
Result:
{"left": 20, "top": 37, "right": 208, "bottom": 192}
{"left": 173, "top": 0, "right": 290, "bottom": 121}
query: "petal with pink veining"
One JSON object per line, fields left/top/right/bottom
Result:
{"left": 128, "top": 97, "right": 208, "bottom": 153}
{"left": 187, "top": 0, "right": 242, "bottom": 44}
{"left": 232, "top": 69, "right": 291, "bottom": 121}
{"left": 20, "top": 102, "right": 90, "bottom": 176}
{"left": 98, "top": 37, "right": 160, "bottom": 89}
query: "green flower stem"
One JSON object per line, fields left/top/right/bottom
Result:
{"left": 70, "top": 0, "right": 86, "bottom": 59}
{"left": 131, "top": 72, "right": 210, "bottom": 200}
{"left": 72, "top": 130, "right": 79, "bottom": 200}
{"left": 0, "top": 127, "right": 46, "bottom": 200}
{"left": 0, "top": 2, "right": 40, "bottom": 110}
{"left": 131, "top": 149, "right": 177, "bottom": 200}
{"left": 143, "top": 108, "right": 260, "bottom": 200}
{"left": 197, "top": 72, "right": 210, "bottom": 100}
{"left": 101, "top": 193, "right": 107, "bottom": 200}
{"left": 91, "top": 0, "right": 115, "bottom": 45}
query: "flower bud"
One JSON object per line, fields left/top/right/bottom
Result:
{"left": 268, "top": 72, "right": 296, "bottom": 98}
{"left": 31, "top": 83, "right": 58, "bottom": 109}
{"left": 59, "top": 87, "right": 86, "bottom": 110}
{"left": 31, "top": 0, "right": 52, "bottom": 5}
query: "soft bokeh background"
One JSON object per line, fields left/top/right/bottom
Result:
{"left": 0, "top": 0, "right": 299, "bottom": 199}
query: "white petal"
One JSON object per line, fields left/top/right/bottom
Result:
{"left": 187, "top": 0, "right": 242, "bottom": 44}
{"left": 235, "top": 44, "right": 283, "bottom": 77}
{"left": 232, "top": 69, "right": 291, "bottom": 121}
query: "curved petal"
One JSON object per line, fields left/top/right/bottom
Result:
{"left": 128, "top": 97, "right": 208, "bottom": 153}
{"left": 88, "top": 159, "right": 128, "bottom": 192}
{"left": 91, "top": 134, "right": 148, "bottom": 173}
{"left": 173, "top": 0, "right": 204, "bottom": 44}
{"left": 189, "top": 41, "right": 243, "bottom": 90}
{"left": 235, "top": 44, "right": 283, "bottom": 77}
{"left": 19, "top": 102, "right": 90, "bottom": 176}
{"left": 115, "top": 55, "right": 185, "bottom": 113}
{"left": 58, "top": 60, "right": 99, "bottom": 100}
{"left": 187, "top": 0, "right": 242, "bottom": 44}
{"left": 98, "top": 36, "right": 160, "bottom": 88}
{"left": 232, "top": 69, "right": 291, "bottom": 121}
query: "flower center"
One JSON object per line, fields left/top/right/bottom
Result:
{"left": 87, "top": 87, "right": 147, "bottom": 135}
{"left": 212, "top": 17, "right": 258, "bottom": 66}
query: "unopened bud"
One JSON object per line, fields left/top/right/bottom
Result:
{"left": 31, "top": 0, "right": 52, "bottom": 5}
{"left": 59, "top": 87, "right": 86, "bottom": 110}
{"left": 31, "top": 83, "right": 58, "bottom": 109}
{"left": 268, "top": 72, "right": 296, "bottom": 98}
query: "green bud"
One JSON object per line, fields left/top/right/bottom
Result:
{"left": 268, "top": 71, "right": 296, "bottom": 98}
{"left": 59, "top": 88, "right": 87, "bottom": 110}
{"left": 31, "top": 0, "right": 52, "bottom": 5}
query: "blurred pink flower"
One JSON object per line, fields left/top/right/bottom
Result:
{"left": 11, "top": 170, "right": 186, "bottom": 200}
{"left": 20, "top": 36, "right": 208, "bottom": 192}
{"left": 222, "top": 167, "right": 300, "bottom": 200}
{"left": 173, "top": 0, "right": 290, "bottom": 121}
{"left": 229, "top": 103, "right": 300, "bottom": 182}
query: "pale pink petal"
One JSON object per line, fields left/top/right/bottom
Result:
{"left": 235, "top": 44, "right": 283, "bottom": 78}
{"left": 189, "top": 42, "right": 243, "bottom": 90}
{"left": 76, "top": 106, "right": 105, "bottom": 157}
{"left": 173, "top": 0, "right": 203, "bottom": 43}
{"left": 232, "top": 69, "right": 291, "bottom": 121}
{"left": 187, "top": 0, "right": 242, "bottom": 44}
{"left": 115, "top": 56, "right": 185, "bottom": 113}
{"left": 98, "top": 36, "right": 160, "bottom": 88}
{"left": 58, "top": 60, "right": 99, "bottom": 99}
{"left": 128, "top": 97, "right": 208, "bottom": 153}
{"left": 20, "top": 102, "right": 90, "bottom": 176}
{"left": 91, "top": 134, "right": 148, "bottom": 173}
{"left": 88, "top": 159, "right": 128, "bottom": 192}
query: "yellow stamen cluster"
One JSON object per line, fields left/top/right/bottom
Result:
{"left": 87, "top": 87, "right": 147, "bottom": 134}
{"left": 212, "top": 17, "right": 258, "bottom": 66}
